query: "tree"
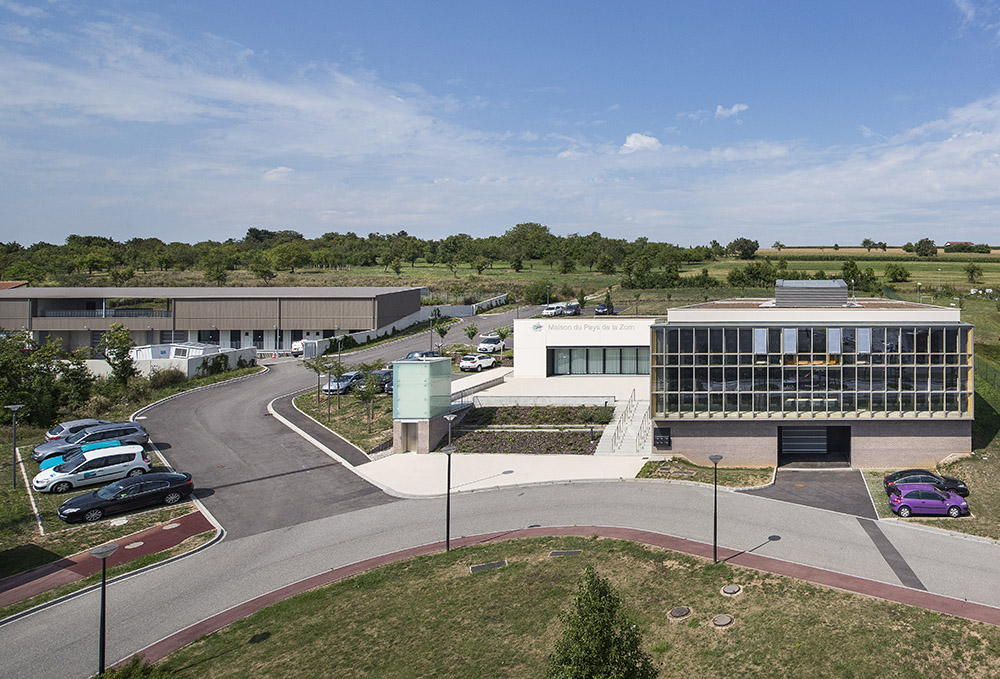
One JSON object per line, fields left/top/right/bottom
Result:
{"left": 545, "top": 566, "right": 658, "bottom": 679}
{"left": 772, "top": 241, "right": 785, "bottom": 251}
{"left": 269, "top": 241, "right": 311, "bottom": 273}
{"left": 966, "top": 262, "right": 983, "bottom": 283}
{"left": 525, "top": 280, "right": 554, "bottom": 305}
{"left": 914, "top": 238, "right": 938, "bottom": 257}
{"left": 633, "top": 290, "right": 641, "bottom": 315}
{"left": 301, "top": 355, "right": 332, "bottom": 405}
{"left": 435, "top": 318, "right": 449, "bottom": 349}
{"left": 354, "top": 359, "right": 386, "bottom": 433}
{"left": 883, "top": 263, "right": 910, "bottom": 283}
{"left": 390, "top": 258, "right": 403, "bottom": 276}
{"left": 603, "top": 288, "right": 614, "bottom": 314}
{"left": 726, "top": 238, "right": 759, "bottom": 260}
{"left": 861, "top": 238, "right": 876, "bottom": 252}
{"left": 559, "top": 257, "right": 577, "bottom": 274}
{"left": 248, "top": 253, "right": 276, "bottom": 284}
{"left": 98, "top": 323, "right": 138, "bottom": 387}
{"left": 596, "top": 254, "right": 617, "bottom": 276}
{"left": 464, "top": 322, "right": 479, "bottom": 346}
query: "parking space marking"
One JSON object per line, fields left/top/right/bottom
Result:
{"left": 857, "top": 517, "right": 926, "bottom": 590}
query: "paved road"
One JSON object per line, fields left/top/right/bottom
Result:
{"left": 742, "top": 469, "right": 878, "bottom": 519}
{"left": 6, "top": 481, "right": 1000, "bottom": 679}
{"left": 141, "top": 306, "right": 533, "bottom": 538}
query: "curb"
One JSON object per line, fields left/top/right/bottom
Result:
{"left": 115, "top": 524, "right": 1000, "bottom": 668}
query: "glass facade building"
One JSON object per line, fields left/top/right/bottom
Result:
{"left": 651, "top": 323, "right": 974, "bottom": 420}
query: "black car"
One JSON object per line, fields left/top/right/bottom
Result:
{"left": 371, "top": 369, "right": 394, "bottom": 392}
{"left": 57, "top": 472, "right": 195, "bottom": 523}
{"left": 595, "top": 302, "right": 614, "bottom": 315}
{"left": 883, "top": 469, "right": 969, "bottom": 497}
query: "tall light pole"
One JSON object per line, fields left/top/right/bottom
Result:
{"left": 937, "top": 268, "right": 942, "bottom": 292}
{"left": 89, "top": 543, "right": 120, "bottom": 676}
{"left": 444, "top": 413, "right": 457, "bottom": 552}
{"left": 709, "top": 454, "right": 723, "bottom": 563}
{"left": 6, "top": 404, "right": 24, "bottom": 491}
{"left": 917, "top": 282, "right": 922, "bottom": 304}
{"left": 326, "top": 361, "right": 332, "bottom": 423}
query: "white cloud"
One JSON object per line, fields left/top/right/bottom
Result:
{"left": 0, "top": 0, "right": 48, "bottom": 18}
{"left": 262, "top": 166, "right": 294, "bottom": 183}
{"left": 619, "top": 132, "right": 662, "bottom": 154}
{"left": 715, "top": 103, "right": 749, "bottom": 119}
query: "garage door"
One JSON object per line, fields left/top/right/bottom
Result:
{"left": 779, "top": 427, "right": 827, "bottom": 454}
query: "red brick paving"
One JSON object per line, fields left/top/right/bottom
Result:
{"left": 0, "top": 510, "right": 214, "bottom": 608}
{"left": 125, "top": 525, "right": 1000, "bottom": 667}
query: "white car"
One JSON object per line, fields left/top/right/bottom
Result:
{"left": 477, "top": 335, "right": 505, "bottom": 353}
{"left": 32, "top": 445, "right": 151, "bottom": 494}
{"left": 459, "top": 354, "right": 497, "bottom": 372}
{"left": 542, "top": 304, "right": 564, "bottom": 317}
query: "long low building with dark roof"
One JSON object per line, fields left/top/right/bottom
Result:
{"left": 0, "top": 285, "right": 422, "bottom": 352}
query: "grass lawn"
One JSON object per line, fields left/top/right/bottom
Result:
{"left": 155, "top": 536, "right": 1000, "bottom": 679}
{"left": 638, "top": 458, "right": 774, "bottom": 488}
{"left": 293, "top": 390, "right": 393, "bottom": 452}
{"left": 0, "top": 528, "right": 214, "bottom": 622}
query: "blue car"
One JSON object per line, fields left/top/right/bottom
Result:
{"left": 38, "top": 440, "right": 123, "bottom": 471}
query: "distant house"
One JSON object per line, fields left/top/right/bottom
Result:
{"left": 945, "top": 241, "right": 973, "bottom": 246}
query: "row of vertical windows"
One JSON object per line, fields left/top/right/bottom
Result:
{"left": 658, "top": 326, "right": 970, "bottom": 355}
{"left": 548, "top": 347, "right": 650, "bottom": 375}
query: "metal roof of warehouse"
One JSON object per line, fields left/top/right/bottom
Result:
{"left": 0, "top": 286, "right": 421, "bottom": 299}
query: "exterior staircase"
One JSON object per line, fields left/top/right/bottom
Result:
{"left": 595, "top": 390, "right": 651, "bottom": 456}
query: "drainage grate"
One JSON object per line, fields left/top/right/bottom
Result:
{"left": 669, "top": 606, "right": 691, "bottom": 619}
{"left": 470, "top": 560, "right": 507, "bottom": 574}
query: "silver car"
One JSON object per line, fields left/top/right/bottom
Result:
{"left": 45, "top": 418, "right": 110, "bottom": 441}
{"left": 32, "top": 445, "right": 151, "bottom": 494}
{"left": 32, "top": 422, "right": 149, "bottom": 462}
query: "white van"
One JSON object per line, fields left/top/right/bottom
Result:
{"left": 32, "top": 445, "right": 151, "bottom": 494}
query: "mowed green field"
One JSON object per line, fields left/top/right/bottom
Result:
{"left": 152, "top": 537, "right": 1000, "bottom": 679}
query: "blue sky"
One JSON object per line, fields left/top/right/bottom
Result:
{"left": 2, "top": 1, "right": 1000, "bottom": 246}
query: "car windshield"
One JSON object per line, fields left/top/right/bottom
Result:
{"left": 482, "top": 337, "right": 499, "bottom": 344}
{"left": 47, "top": 425, "right": 64, "bottom": 436}
{"left": 462, "top": 355, "right": 476, "bottom": 361}
{"left": 65, "top": 430, "right": 88, "bottom": 444}
{"left": 96, "top": 482, "right": 127, "bottom": 500}
{"left": 60, "top": 449, "right": 84, "bottom": 463}
{"left": 54, "top": 457, "right": 86, "bottom": 473}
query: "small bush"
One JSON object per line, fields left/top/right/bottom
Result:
{"left": 103, "top": 656, "right": 174, "bottom": 678}
{"left": 148, "top": 367, "right": 186, "bottom": 389}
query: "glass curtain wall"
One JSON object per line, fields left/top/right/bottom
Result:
{"left": 652, "top": 324, "right": 973, "bottom": 418}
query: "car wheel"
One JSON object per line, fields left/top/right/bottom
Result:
{"left": 52, "top": 481, "right": 72, "bottom": 494}
{"left": 127, "top": 468, "right": 145, "bottom": 477}
{"left": 477, "top": 365, "right": 482, "bottom": 372}
{"left": 948, "top": 505, "right": 962, "bottom": 518}
{"left": 898, "top": 506, "right": 912, "bottom": 518}
{"left": 164, "top": 492, "right": 183, "bottom": 505}
{"left": 84, "top": 508, "right": 104, "bottom": 523}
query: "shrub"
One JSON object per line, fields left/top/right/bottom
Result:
{"left": 148, "top": 367, "right": 186, "bottom": 389}
{"left": 197, "top": 353, "right": 230, "bottom": 377}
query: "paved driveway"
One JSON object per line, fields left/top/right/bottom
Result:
{"left": 741, "top": 469, "right": 878, "bottom": 519}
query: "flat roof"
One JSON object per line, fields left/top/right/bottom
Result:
{"left": 0, "top": 286, "right": 421, "bottom": 300}
{"left": 672, "top": 297, "right": 938, "bottom": 310}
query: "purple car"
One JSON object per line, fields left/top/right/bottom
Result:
{"left": 889, "top": 483, "right": 969, "bottom": 518}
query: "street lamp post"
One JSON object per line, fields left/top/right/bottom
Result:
{"left": 89, "top": 543, "right": 120, "bottom": 676}
{"left": 709, "top": 454, "right": 723, "bottom": 563}
{"left": 917, "top": 282, "right": 922, "bottom": 304}
{"left": 443, "top": 413, "right": 457, "bottom": 552}
{"left": 938, "top": 268, "right": 942, "bottom": 292}
{"left": 6, "top": 404, "right": 24, "bottom": 491}
{"left": 326, "top": 362, "right": 332, "bottom": 423}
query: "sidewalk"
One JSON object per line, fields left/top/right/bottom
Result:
{"left": 0, "top": 510, "right": 214, "bottom": 609}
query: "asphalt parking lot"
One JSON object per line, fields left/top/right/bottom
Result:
{"left": 741, "top": 469, "right": 878, "bottom": 519}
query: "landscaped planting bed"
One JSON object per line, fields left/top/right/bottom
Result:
{"left": 638, "top": 458, "right": 773, "bottom": 488}
{"left": 462, "top": 405, "right": 614, "bottom": 426}
{"left": 450, "top": 430, "right": 597, "bottom": 455}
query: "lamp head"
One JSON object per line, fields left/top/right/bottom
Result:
{"left": 5, "top": 404, "right": 25, "bottom": 413}
{"left": 444, "top": 414, "right": 457, "bottom": 423}
{"left": 89, "top": 543, "right": 119, "bottom": 560}
{"left": 709, "top": 454, "right": 723, "bottom": 464}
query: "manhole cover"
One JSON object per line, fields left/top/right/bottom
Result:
{"left": 109, "top": 518, "right": 128, "bottom": 527}
{"left": 713, "top": 614, "right": 734, "bottom": 627}
{"left": 669, "top": 606, "right": 690, "bottom": 619}
{"left": 162, "top": 523, "right": 181, "bottom": 530}
{"left": 124, "top": 541, "right": 144, "bottom": 550}
{"left": 722, "top": 584, "right": 742, "bottom": 596}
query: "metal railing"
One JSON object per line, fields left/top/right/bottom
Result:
{"left": 636, "top": 404, "right": 650, "bottom": 451}
{"left": 38, "top": 309, "right": 171, "bottom": 318}
{"left": 611, "top": 388, "right": 637, "bottom": 452}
